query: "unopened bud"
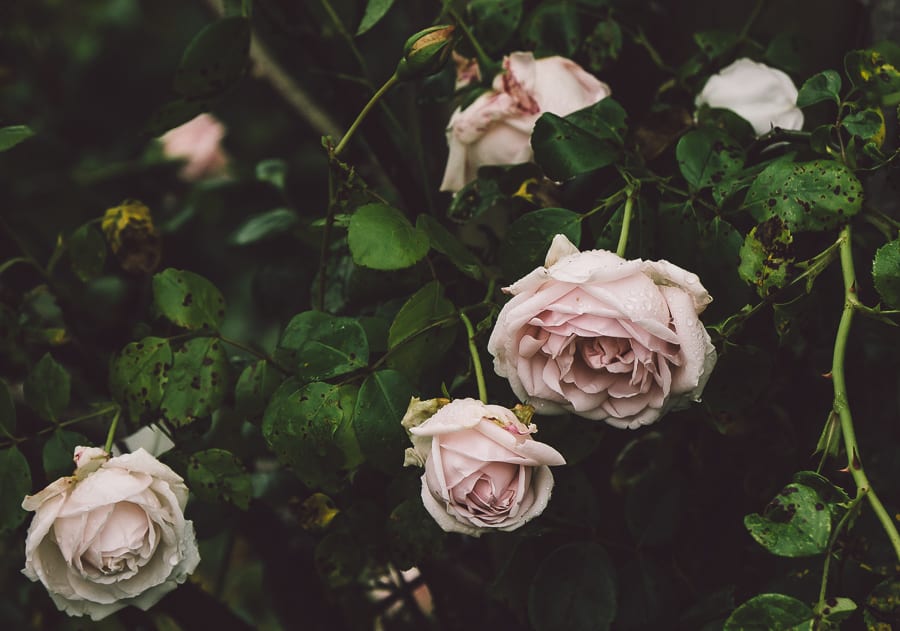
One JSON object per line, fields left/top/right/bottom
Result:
{"left": 395, "top": 25, "right": 455, "bottom": 81}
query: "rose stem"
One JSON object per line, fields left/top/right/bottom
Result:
{"left": 333, "top": 73, "right": 400, "bottom": 158}
{"left": 831, "top": 224, "right": 900, "bottom": 562}
{"left": 103, "top": 407, "right": 121, "bottom": 454}
{"left": 459, "top": 312, "right": 488, "bottom": 403}
{"left": 615, "top": 186, "right": 636, "bottom": 258}
{"left": 815, "top": 493, "right": 864, "bottom": 613}
{"left": 444, "top": 5, "right": 495, "bottom": 76}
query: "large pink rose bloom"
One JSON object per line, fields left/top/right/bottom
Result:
{"left": 403, "top": 398, "right": 565, "bottom": 536}
{"left": 440, "top": 52, "right": 611, "bottom": 193}
{"left": 159, "top": 113, "right": 229, "bottom": 182}
{"left": 488, "top": 235, "right": 717, "bottom": 429}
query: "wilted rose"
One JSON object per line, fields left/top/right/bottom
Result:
{"left": 695, "top": 58, "right": 803, "bottom": 136}
{"left": 22, "top": 446, "right": 200, "bottom": 620}
{"left": 487, "top": 235, "right": 717, "bottom": 429}
{"left": 440, "top": 52, "right": 611, "bottom": 193}
{"left": 402, "top": 398, "right": 565, "bottom": 536}
{"left": 159, "top": 113, "right": 229, "bottom": 182}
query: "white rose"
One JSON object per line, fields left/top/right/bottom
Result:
{"left": 695, "top": 58, "right": 804, "bottom": 136}
{"left": 21, "top": 446, "right": 200, "bottom": 621}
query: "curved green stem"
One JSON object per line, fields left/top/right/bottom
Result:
{"left": 816, "top": 493, "right": 864, "bottom": 613}
{"left": 0, "top": 404, "right": 119, "bottom": 449}
{"left": 459, "top": 312, "right": 488, "bottom": 403}
{"left": 615, "top": 187, "right": 636, "bottom": 258}
{"left": 831, "top": 225, "right": 900, "bottom": 562}
{"left": 217, "top": 335, "right": 291, "bottom": 375}
{"left": 445, "top": 5, "right": 494, "bottom": 75}
{"left": 103, "top": 408, "right": 121, "bottom": 453}
{"left": 333, "top": 73, "right": 399, "bottom": 157}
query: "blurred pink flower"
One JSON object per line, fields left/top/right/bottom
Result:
{"left": 160, "top": 113, "right": 229, "bottom": 182}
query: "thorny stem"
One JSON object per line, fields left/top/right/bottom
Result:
{"left": 815, "top": 493, "right": 864, "bottom": 618}
{"left": 103, "top": 408, "right": 121, "bottom": 454}
{"left": 615, "top": 186, "right": 637, "bottom": 258}
{"left": 831, "top": 224, "right": 900, "bottom": 562}
{"left": 333, "top": 73, "right": 399, "bottom": 158}
{"left": 0, "top": 405, "right": 119, "bottom": 449}
{"left": 459, "top": 312, "right": 488, "bottom": 404}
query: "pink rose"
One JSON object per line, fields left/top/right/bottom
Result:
{"left": 487, "top": 235, "right": 717, "bottom": 429}
{"left": 21, "top": 446, "right": 200, "bottom": 620}
{"left": 439, "top": 52, "right": 611, "bottom": 193}
{"left": 159, "top": 113, "right": 229, "bottom": 182}
{"left": 402, "top": 398, "right": 565, "bottom": 536}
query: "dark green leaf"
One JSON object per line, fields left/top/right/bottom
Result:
{"left": 188, "top": 448, "right": 252, "bottom": 509}
{"left": 499, "top": 208, "right": 581, "bottom": 280}
{"left": 676, "top": 128, "right": 745, "bottom": 190}
{"left": 723, "top": 593, "right": 813, "bottom": 630}
{"left": 145, "top": 98, "right": 210, "bottom": 137}
{"left": 616, "top": 557, "right": 673, "bottom": 630}
{"left": 153, "top": 268, "right": 226, "bottom": 330}
{"left": 844, "top": 49, "right": 900, "bottom": 98}
{"left": 865, "top": 578, "right": 900, "bottom": 627}
{"left": 68, "top": 223, "right": 106, "bottom": 281}
{"left": 174, "top": 17, "right": 250, "bottom": 98}
{"left": 255, "top": 159, "right": 287, "bottom": 190}
{"left": 626, "top": 470, "right": 683, "bottom": 546}
{"left": 0, "top": 125, "right": 35, "bottom": 152}
{"left": 42, "top": 430, "right": 88, "bottom": 481}
{"left": 873, "top": 239, "right": 900, "bottom": 309}
{"left": 532, "top": 99, "right": 627, "bottom": 180}
{"left": 738, "top": 218, "right": 795, "bottom": 298}
{"left": 275, "top": 311, "right": 369, "bottom": 381}
{"left": 109, "top": 337, "right": 172, "bottom": 423}
{"left": 0, "top": 379, "right": 15, "bottom": 437}
{"left": 229, "top": 208, "right": 299, "bottom": 245}
{"left": 469, "top": 0, "right": 522, "bottom": 53}
{"left": 234, "top": 360, "right": 283, "bottom": 419}
{"left": 347, "top": 203, "right": 430, "bottom": 270}
{"left": 796, "top": 70, "right": 842, "bottom": 107}
{"left": 356, "top": 0, "right": 395, "bottom": 35}
{"left": 387, "top": 498, "right": 445, "bottom": 569}
{"left": 521, "top": 0, "right": 578, "bottom": 56}
{"left": 744, "top": 482, "right": 831, "bottom": 557}
{"left": 416, "top": 214, "right": 483, "bottom": 280}
{"left": 315, "top": 532, "right": 364, "bottom": 588}
{"left": 693, "top": 30, "right": 738, "bottom": 59}
{"left": 353, "top": 370, "right": 414, "bottom": 473}
{"left": 842, "top": 108, "right": 885, "bottom": 144}
{"left": 160, "top": 337, "right": 228, "bottom": 427}
{"left": 262, "top": 379, "right": 359, "bottom": 489}
{"left": 388, "top": 281, "right": 455, "bottom": 349}
{"left": 528, "top": 542, "right": 617, "bottom": 631}
{"left": 584, "top": 20, "right": 622, "bottom": 70}
{"left": 24, "top": 353, "right": 71, "bottom": 422}
{"left": 744, "top": 160, "right": 863, "bottom": 232}
{"left": 0, "top": 447, "right": 31, "bottom": 533}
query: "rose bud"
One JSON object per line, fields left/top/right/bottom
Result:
{"left": 159, "top": 113, "right": 229, "bottom": 182}
{"left": 487, "top": 235, "right": 717, "bottom": 429}
{"left": 695, "top": 58, "right": 804, "bottom": 136}
{"left": 402, "top": 397, "right": 565, "bottom": 536}
{"left": 440, "top": 52, "right": 611, "bottom": 193}
{"left": 21, "top": 446, "right": 200, "bottom": 621}
{"left": 395, "top": 25, "right": 455, "bottom": 81}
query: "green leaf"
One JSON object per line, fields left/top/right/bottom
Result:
{"left": 865, "top": 578, "right": 900, "bottom": 627}
{"left": 275, "top": 311, "right": 369, "bottom": 382}
{"left": 347, "top": 203, "right": 430, "bottom": 270}
{"left": 693, "top": 30, "right": 738, "bottom": 59}
{"left": 416, "top": 214, "right": 483, "bottom": 280}
{"left": 0, "top": 379, "right": 15, "bottom": 437}
{"left": 356, "top": 0, "right": 395, "bottom": 35}
{"left": 0, "top": 125, "right": 35, "bottom": 152}
{"left": 532, "top": 98, "right": 627, "bottom": 181}
{"left": 24, "top": 353, "right": 71, "bottom": 422}
{"left": 744, "top": 160, "right": 863, "bottom": 232}
{"left": 255, "top": 159, "right": 287, "bottom": 190}
{"left": 724, "top": 593, "right": 813, "bottom": 630}
{"left": 145, "top": 98, "right": 210, "bottom": 137}
{"left": 234, "top": 360, "right": 283, "bottom": 419}
{"left": 388, "top": 281, "right": 455, "bottom": 349}
{"left": 844, "top": 49, "right": 900, "bottom": 99}
{"left": 160, "top": 337, "right": 228, "bottom": 427}
{"left": 188, "top": 449, "right": 252, "bottom": 510}
{"left": 262, "top": 379, "right": 359, "bottom": 490}
{"left": 584, "top": 19, "right": 622, "bottom": 70}
{"left": 738, "top": 218, "right": 795, "bottom": 298}
{"left": 469, "top": 0, "right": 522, "bottom": 53}
{"left": 352, "top": 370, "right": 414, "bottom": 473}
{"left": 743, "top": 482, "right": 832, "bottom": 557}
{"left": 229, "top": 208, "right": 299, "bottom": 245}
{"left": 386, "top": 498, "right": 445, "bottom": 570}
{"left": 796, "top": 70, "right": 842, "bottom": 107}
{"left": 152, "top": 268, "right": 226, "bottom": 330}
{"left": 814, "top": 597, "right": 856, "bottom": 625}
{"left": 676, "top": 128, "right": 745, "bottom": 190}
{"left": 314, "top": 532, "right": 365, "bottom": 588}
{"left": 528, "top": 543, "right": 617, "bottom": 631}
{"left": 174, "top": 17, "right": 251, "bottom": 98}
{"left": 626, "top": 471, "right": 683, "bottom": 546}
{"left": 42, "top": 430, "right": 88, "bottom": 481}
{"left": 499, "top": 208, "right": 581, "bottom": 280}
{"left": 842, "top": 108, "right": 885, "bottom": 144}
{"left": 68, "top": 223, "right": 107, "bottom": 281}
{"left": 109, "top": 337, "right": 172, "bottom": 423}
{"left": 0, "top": 447, "right": 31, "bottom": 533}
{"left": 521, "top": 0, "right": 578, "bottom": 56}
{"left": 873, "top": 239, "right": 900, "bottom": 309}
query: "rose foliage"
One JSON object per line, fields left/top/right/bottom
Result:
{"left": 1, "top": 1, "right": 900, "bottom": 630}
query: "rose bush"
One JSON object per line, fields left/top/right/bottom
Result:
{"left": 159, "top": 113, "right": 229, "bottom": 182}
{"left": 488, "top": 235, "right": 717, "bottom": 429}
{"left": 695, "top": 57, "right": 804, "bottom": 136}
{"left": 402, "top": 397, "right": 565, "bottom": 536}
{"left": 21, "top": 446, "right": 200, "bottom": 621}
{"left": 439, "top": 51, "right": 611, "bottom": 193}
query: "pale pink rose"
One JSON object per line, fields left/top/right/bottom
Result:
{"left": 695, "top": 58, "right": 803, "bottom": 136}
{"left": 402, "top": 397, "right": 565, "bottom": 536}
{"left": 487, "top": 235, "right": 717, "bottom": 429}
{"left": 452, "top": 51, "right": 482, "bottom": 90}
{"left": 440, "top": 52, "right": 611, "bottom": 193}
{"left": 159, "top": 113, "right": 229, "bottom": 182}
{"left": 21, "top": 446, "right": 200, "bottom": 621}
